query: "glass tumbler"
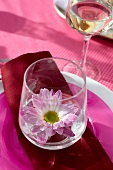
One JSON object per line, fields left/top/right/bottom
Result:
{"left": 19, "top": 57, "right": 87, "bottom": 150}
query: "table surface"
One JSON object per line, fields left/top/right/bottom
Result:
{"left": 0, "top": 2, "right": 113, "bottom": 169}
{"left": 0, "top": 0, "right": 113, "bottom": 91}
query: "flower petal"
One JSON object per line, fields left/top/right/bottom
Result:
{"left": 62, "top": 114, "right": 77, "bottom": 126}
{"left": 26, "top": 106, "right": 43, "bottom": 119}
{"left": 55, "top": 127, "right": 64, "bottom": 135}
{"left": 31, "top": 125, "right": 42, "bottom": 134}
{"left": 54, "top": 90, "right": 62, "bottom": 100}
{"left": 63, "top": 127, "right": 75, "bottom": 137}
{"left": 22, "top": 114, "right": 38, "bottom": 124}
{"left": 53, "top": 122, "right": 60, "bottom": 130}
{"left": 37, "top": 131, "right": 48, "bottom": 145}
{"left": 45, "top": 126, "right": 55, "bottom": 136}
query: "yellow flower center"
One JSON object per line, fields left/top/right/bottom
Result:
{"left": 43, "top": 111, "right": 59, "bottom": 124}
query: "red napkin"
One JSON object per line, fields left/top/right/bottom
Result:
{"left": 1, "top": 51, "right": 113, "bottom": 170}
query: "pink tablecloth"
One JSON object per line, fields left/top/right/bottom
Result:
{"left": 0, "top": 0, "right": 113, "bottom": 91}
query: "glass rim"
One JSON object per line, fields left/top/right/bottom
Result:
{"left": 68, "top": 0, "right": 112, "bottom": 22}
{"left": 24, "top": 57, "right": 86, "bottom": 101}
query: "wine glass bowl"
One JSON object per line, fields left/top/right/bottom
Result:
{"left": 66, "top": 0, "right": 112, "bottom": 80}
{"left": 19, "top": 57, "right": 87, "bottom": 150}
{"left": 66, "top": 0, "right": 112, "bottom": 35}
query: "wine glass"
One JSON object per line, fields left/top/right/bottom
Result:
{"left": 66, "top": 0, "right": 112, "bottom": 80}
{"left": 19, "top": 57, "right": 87, "bottom": 150}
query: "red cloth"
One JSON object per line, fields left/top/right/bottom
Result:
{"left": 1, "top": 51, "right": 113, "bottom": 170}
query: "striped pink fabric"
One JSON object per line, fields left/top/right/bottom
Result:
{"left": 0, "top": 0, "right": 112, "bottom": 90}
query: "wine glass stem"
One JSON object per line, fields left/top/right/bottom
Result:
{"left": 80, "top": 35, "right": 91, "bottom": 67}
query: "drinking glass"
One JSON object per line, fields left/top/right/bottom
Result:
{"left": 66, "top": 0, "right": 112, "bottom": 80}
{"left": 19, "top": 57, "right": 87, "bottom": 150}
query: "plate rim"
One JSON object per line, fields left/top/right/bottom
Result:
{"left": 86, "top": 77, "right": 113, "bottom": 112}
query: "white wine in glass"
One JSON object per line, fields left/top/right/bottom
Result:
{"left": 66, "top": 0, "right": 112, "bottom": 80}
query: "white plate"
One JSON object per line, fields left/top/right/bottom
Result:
{"left": 53, "top": 0, "right": 113, "bottom": 40}
{"left": 86, "top": 77, "right": 113, "bottom": 112}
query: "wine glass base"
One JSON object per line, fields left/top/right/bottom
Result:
{"left": 68, "top": 60, "right": 101, "bottom": 81}
{"left": 64, "top": 60, "right": 101, "bottom": 81}
{"left": 81, "top": 61, "right": 101, "bottom": 81}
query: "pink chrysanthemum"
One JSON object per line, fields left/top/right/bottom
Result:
{"left": 23, "top": 88, "right": 78, "bottom": 145}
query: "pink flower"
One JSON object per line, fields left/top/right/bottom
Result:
{"left": 23, "top": 88, "right": 78, "bottom": 145}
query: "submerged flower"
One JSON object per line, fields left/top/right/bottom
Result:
{"left": 24, "top": 88, "right": 78, "bottom": 145}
